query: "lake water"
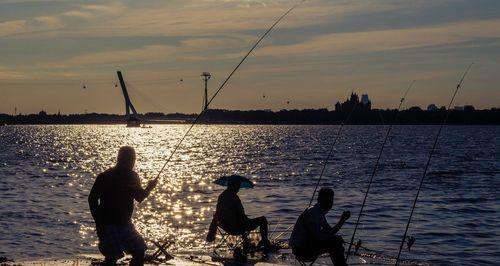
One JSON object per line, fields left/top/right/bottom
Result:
{"left": 0, "top": 125, "right": 498, "bottom": 265}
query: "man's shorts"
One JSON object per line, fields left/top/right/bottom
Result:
{"left": 98, "top": 223, "right": 147, "bottom": 259}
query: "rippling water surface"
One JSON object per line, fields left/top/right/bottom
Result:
{"left": 0, "top": 125, "right": 499, "bottom": 265}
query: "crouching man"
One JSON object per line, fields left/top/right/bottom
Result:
{"left": 88, "top": 146, "right": 157, "bottom": 266}
{"left": 290, "top": 188, "right": 350, "bottom": 266}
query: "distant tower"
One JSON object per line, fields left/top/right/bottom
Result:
{"left": 201, "top": 72, "right": 211, "bottom": 112}
{"left": 14, "top": 106, "right": 17, "bottom": 116}
{"left": 361, "top": 94, "right": 371, "bottom": 110}
{"left": 361, "top": 94, "right": 370, "bottom": 105}
{"left": 350, "top": 92, "right": 359, "bottom": 103}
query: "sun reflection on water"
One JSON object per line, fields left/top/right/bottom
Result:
{"left": 2, "top": 125, "right": 499, "bottom": 264}
{"left": 71, "top": 125, "right": 263, "bottom": 253}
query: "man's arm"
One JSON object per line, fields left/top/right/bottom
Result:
{"left": 305, "top": 211, "right": 332, "bottom": 242}
{"left": 132, "top": 173, "right": 157, "bottom": 203}
{"left": 328, "top": 210, "right": 351, "bottom": 235}
{"left": 88, "top": 175, "right": 104, "bottom": 236}
{"left": 207, "top": 197, "right": 221, "bottom": 242}
{"left": 235, "top": 195, "right": 247, "bottom": 222}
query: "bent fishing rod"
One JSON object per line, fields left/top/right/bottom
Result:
{"left": 153, "top": 1, "right": 305, "bottom": 183}
{"left": 394, "top": 63, "right": 473, "bottom": 266}
{"left": 345, "top": 80, "right": 416, "bottom": 260}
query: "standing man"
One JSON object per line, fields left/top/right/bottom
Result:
{"left": 88, "top": 146, "right": 158, "bottom": 266}
{"left": 290, "top": 187, "right": 350, "bottom": 266}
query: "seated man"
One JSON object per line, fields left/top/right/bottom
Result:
{"left": 88, "top": 146, "right": 158, "bottom": 266}
{"left": 207, "top": 179, "right": 271, "bottom": 249}
{"left": 289, "top": 188, "right": 350, "bottom": 266}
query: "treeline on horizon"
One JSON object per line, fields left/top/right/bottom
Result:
{"left": 1, "top": 107, "right": 499, "bottom": 125}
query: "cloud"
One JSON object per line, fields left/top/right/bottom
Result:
{"left": 251, "top": 19, "right": 500, "bottom": 58}
{"left": 34, "top": 16, "right": 63, "bottom": 27}
{"left": 181, "top": 36, "right": 250, "bottom": 50}
{"left": 81, "top": 2, "right": 125, "bottom": 14}
{"left": 0, "top": 20, "right": 28, "bottom": 37}
{"left": 46, "top": 45, "right": 178, "bottom": 67}
{"left": 61, "top": 10, "right": 95, "bottom": 19}
{"left": 0, "top": 65, "right": 25, "bottom": 79}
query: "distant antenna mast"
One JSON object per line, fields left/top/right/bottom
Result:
{"left": 201, "top": 72, "right": 211, "bottom": 112}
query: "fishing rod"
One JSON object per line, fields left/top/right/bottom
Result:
{"left": 345, "top": 80, "right": 416, "bottom": 261}
{"left": 153, "top": 1, "right": 305, "bottom": 183}
{"left": 394, "top": 63, "right": 473, "bottom": 266}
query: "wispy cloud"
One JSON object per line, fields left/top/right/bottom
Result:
{"left": 252, "top": 19, "right": 500, "bottom": 57}
{"left": 46, "top": 45, "right": 178, "bottom": 67}
{"left": 0, "top": 20, "right": 28, "bottom": 37}
{"left": 0, "top": 0, "right": 499, "bottom": 112}
{"left": 0, "top": 65, "right": 25, "bottom": 79}
{"left": 34, "top": 16, "right": 63, "bottom": 27}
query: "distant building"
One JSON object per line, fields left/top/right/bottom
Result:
{"left": 361, "top": 94, "right": 371, "bottom": 106}
{"left": 427, "top": 104, "right": 438, "bottom": 111}
{"left": 38, "top": 110, "right": 47, "bottom": 116}
{"left": 464, "top": 105, "right": 475, "bottom": 112}
{"left": 454, "top": 106, "right": 465, "bottom": 111}
{"left": 335, "top": 92, "right": 371, "bottom": 112}
{"left": 408, "top": 106, "right": 423, "bottom": 112}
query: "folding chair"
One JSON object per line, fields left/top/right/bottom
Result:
{"left": 294, "top": 251, "right": 318, "bottom": 266}
{"left": 212, "top": 227, "right": 258, "bottom": 261}
{"left": 144, "top": 239, "right": 174, "bottom": 263}
{"left": 296, "top": 258, "right": 317, "bottom": 266}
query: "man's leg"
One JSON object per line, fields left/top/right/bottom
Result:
{"left": 327, "top": 236, "right": 347, "bottom": 266}
{"left": 103, "top": 257, "right": 118, "bottom": 266}
{"left": 246, "top": 216, "right": 269, "bottom": 241}
{"left": 129, "top": 249, "right": 145, "bottom": 266}
{"left": 98, "top": 226, "right": 124, "bottom": 266}
{"left": 123, "top": 224, "right": 147, "bottom": 266}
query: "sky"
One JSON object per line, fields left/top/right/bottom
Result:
{"left": 0, "top": 0, "right": 499, "bottom": 114}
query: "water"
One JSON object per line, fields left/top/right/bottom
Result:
{"left": 0, "top": 125, "right": 498, "bottom": 265}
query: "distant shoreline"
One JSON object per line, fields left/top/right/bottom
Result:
{"left": 1, "top": 108, "right": 499, "bottom": 125}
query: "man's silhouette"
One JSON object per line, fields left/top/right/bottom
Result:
{"left": 88, "top": 146, "right": 157, "bottom": 266}
{"left": 290, "top": 188, "right": 350, "bottom": 266}
{"left": 207, "top": 179, "right": 272, "bottom": 249}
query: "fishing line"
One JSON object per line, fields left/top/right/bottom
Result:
{"left": 278, "top": 95, "right": 364, "bottom": 241}
{"left": 153, "top": 1, "right": 305, "bottom": 182}
{"left": 285, "top": 90, "right": 385, "bottom": 237}
{"left": 394, "top": 63, "right": 473, "bottom": 266}
{"left": 345, "top": 80, "right": 416, "bottom": 261}
{"left": 308, "top": 96, "right": 360, "bottom": 208}
{"left": 125, "top": 81, "right": 170, "bottom": 113}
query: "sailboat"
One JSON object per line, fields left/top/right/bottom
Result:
{"left": 117, "top": 70, "right": 141, "bottom": 127}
